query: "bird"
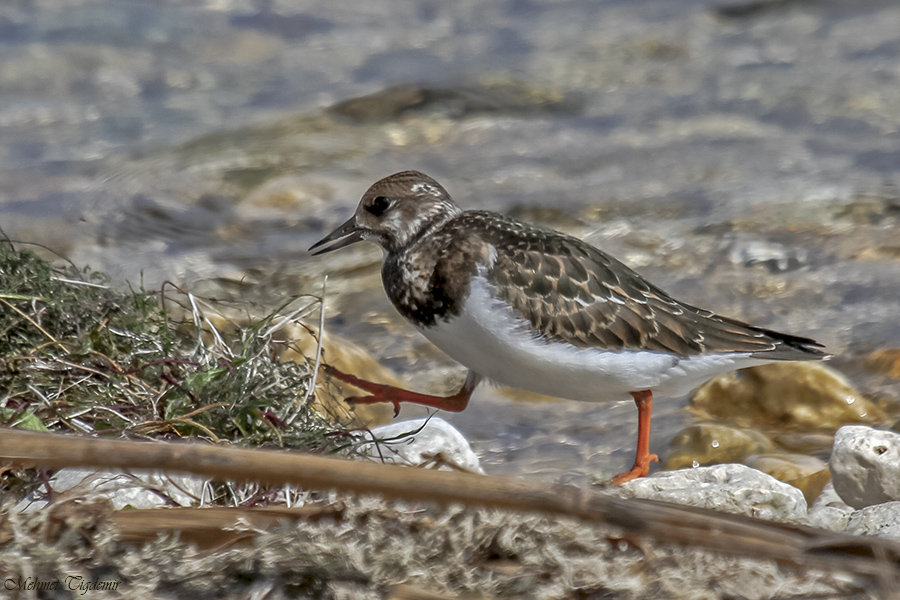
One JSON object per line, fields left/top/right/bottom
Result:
{"left": 309, "top": 171, "right": 830, "bottom": 483}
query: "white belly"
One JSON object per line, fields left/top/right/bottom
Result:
{"left": 416, "top": 273, "right": 771, "bottom": 402}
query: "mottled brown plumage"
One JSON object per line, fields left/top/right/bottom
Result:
{"left": 461, "top": 211, "right": 824, "bottom": 359}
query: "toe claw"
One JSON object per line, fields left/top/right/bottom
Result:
{"left": 343, "top": 395, "right": 399, "bottom": 418}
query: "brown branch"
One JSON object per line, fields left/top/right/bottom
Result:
{"left": 110, "top": 505, "right": 344, "bottom": 550}
{"left": 1, "top": 427, "right": 898, "bottom": 583}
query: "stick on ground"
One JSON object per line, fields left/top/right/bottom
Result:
{"left": 1, "top": 427, "right": 898, "bottom": 585}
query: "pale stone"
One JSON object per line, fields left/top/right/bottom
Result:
{"left": 807, "top": 482, "right": 854, "bottom": 532}
{"left": 16, "top": 468, "right": 208, "bottom": 512}
{"left": 845, "top": 501, "right": 900, "bottom": 540}
{"left": 357, "top": 417, "right": 484, "bottom": 474}
{"left": 621, "top": 463, "right": 807, "bottom": 522}
{"left": 830, "top": 425, "right": 900, "bottom": 509}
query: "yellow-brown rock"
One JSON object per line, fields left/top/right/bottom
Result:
{"left": 276, "top": 322, "right": 398, "bottom": 427}
{"left": 691, "top": 362, "right": 887, "bottom": 431}
{"left": 743, "top": 453, "right": 831, "bottom": 505}
{"left": 665, "top": 423, "right": 776, "bottom": 470}
{"left": 238, "top": 175, "right": 332, "bottom": 214}
{"left": 864, "top": 348, "right": 900, "bottom": 379}
{"left": 768, "top": 431, "right": 835, "bottom": 455}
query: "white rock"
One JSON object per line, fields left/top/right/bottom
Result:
{"left": 845, "top": 501, "right": 900, "bottom": 540}
{"left": 357, "top": 417, "right": 483, "bottom": 474}
{"left": 621, "top": 463, "right": 807, "bottom": 522}
{"left": 15, "top": 468, "right": 209, "bottom": 512}
{"left": 830, "top": 425, "right": 900, "bottom": 509}
{"left": 807, "top": 482, "right": 855, "bottom": 532}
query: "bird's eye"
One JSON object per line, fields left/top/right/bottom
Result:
{"left": 366, "top": 195, "right": 391, "bottom": 216}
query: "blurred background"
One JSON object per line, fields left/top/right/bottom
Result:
{"left": 1, "top": 0, "right": 899, "bottom": 483}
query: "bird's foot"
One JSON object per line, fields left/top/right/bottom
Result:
{"left": 322, "top": 364, "right": 472, "bottom": 416}
{"left": 610, "top": 453, "right": 659, "bottom": 485}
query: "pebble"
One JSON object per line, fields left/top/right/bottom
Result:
{"left": 691, "top": 363, "right": 886, "bottom": 431}
{"left": 15, "top": 468, "right": 208, "bottom": 512}
{"left": 357, "top": 417, "right": 484, "bottom": 474}
{"left": 742, "top": 453, "right": 829, "bottom": 505}
{"left": 807, "top": 482, "right": 855, "bottom": 532}
{"left": 236, "top": 174, "right": 333, "bottom": 222}
{"left": 843, "top": 501, "right": 900, "bottom": 541}
{"left": 767, "top": 431, "right": 835, "bottom": 455}
{"left": 830, "top": 425, "right": 900, "bottom": 509}
{"left": 864, "top": 347, "right": 900, "bottom": 379}
{"left": 664, "top": 423, "right": 775, "bottom": 470}
{"left": 726, "top": 236, "right": 807, "bottom": 272}
{"left": 621, "top": 463, "right": 807, "bottom": 522}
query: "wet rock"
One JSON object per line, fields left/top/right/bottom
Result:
{"left": 229, "top": 9, "right": 333, "bottom": 40}
{"left": 785, "top": 470, "right": 832, "bottom": 509}
{"left": 664, "top": 423, "right": 775, "bottom": 470}
{"left": 742, "top": 454, "right": 829, "bottom": 505}
{"left": 741, "top": 453, "right": 825, "bottom": 484}
{"left": 711, "top": 0, "right": 794, "bottom": 20}
{"left": 236, "top": 174, "right": 334, "bottom": 220}
{"left": 830, "top": 425, "right": 900, "bottom": 509}
{"left": 844, "top": 502, "right": 900, "bottom": 541}
{"left": 16, "top": 468, "right": 207, "bottom": 512}
{"left": 277, "top": 322, "right": 399, "bottom": 427}
{"left": 807, "top": 482, "right": 855, "bottom": 532}
{"left": 691, "top": 363, "right": 886, "bottom": 431}
{"left": 726, "top": 235, "right": 807, "bottom": 273}
{"left": 357, "top": 417, "right": 483, "bottom": 474}
{"left": 836, "top": 189, "right": 900, "bottom": 226}
{"left": 329, "top": 81, "right": 584, "bottom": 123}
{"left": 767, "top": 431, "right": 835, "bottom": 455}
{"left": 864, "top": 348, "right": 900, "bottom": 379}
{"left": 621, "top": 463, "right": 807, "bottom": 522}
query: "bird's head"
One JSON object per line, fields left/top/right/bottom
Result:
{"left": 309, "top": 170, "right": 461, "bottom": 256}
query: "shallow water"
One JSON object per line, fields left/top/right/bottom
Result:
{"left": 2, "top": 0, "right": 900, "bottom": 482}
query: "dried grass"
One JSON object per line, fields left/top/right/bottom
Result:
{"left": 0, "top": 239, "right": 349, "bottom": 506}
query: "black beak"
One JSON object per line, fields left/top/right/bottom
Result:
{"left": 309, "top": 216, "right": 365, "bottom": 256}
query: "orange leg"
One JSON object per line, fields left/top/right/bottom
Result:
{"left": 323, "top": 364, "right": 481, "bottom": 417}
{"left": 611, "top": 390, "right": 659, "bottom": 485}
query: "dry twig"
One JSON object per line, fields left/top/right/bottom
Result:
{"left": 1, "top": 427, "right": 898, "bottom": 586}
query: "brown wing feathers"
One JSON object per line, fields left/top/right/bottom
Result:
{"left": 469, "top": 211, "right": 827, "bottom": 359}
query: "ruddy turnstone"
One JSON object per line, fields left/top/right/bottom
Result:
{"left": 309, "top": 171, "right": 829, "bottom": 483}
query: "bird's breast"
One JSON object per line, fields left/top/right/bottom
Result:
{"left": 382, "top": 254, "right": 458, "bottom": 328}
